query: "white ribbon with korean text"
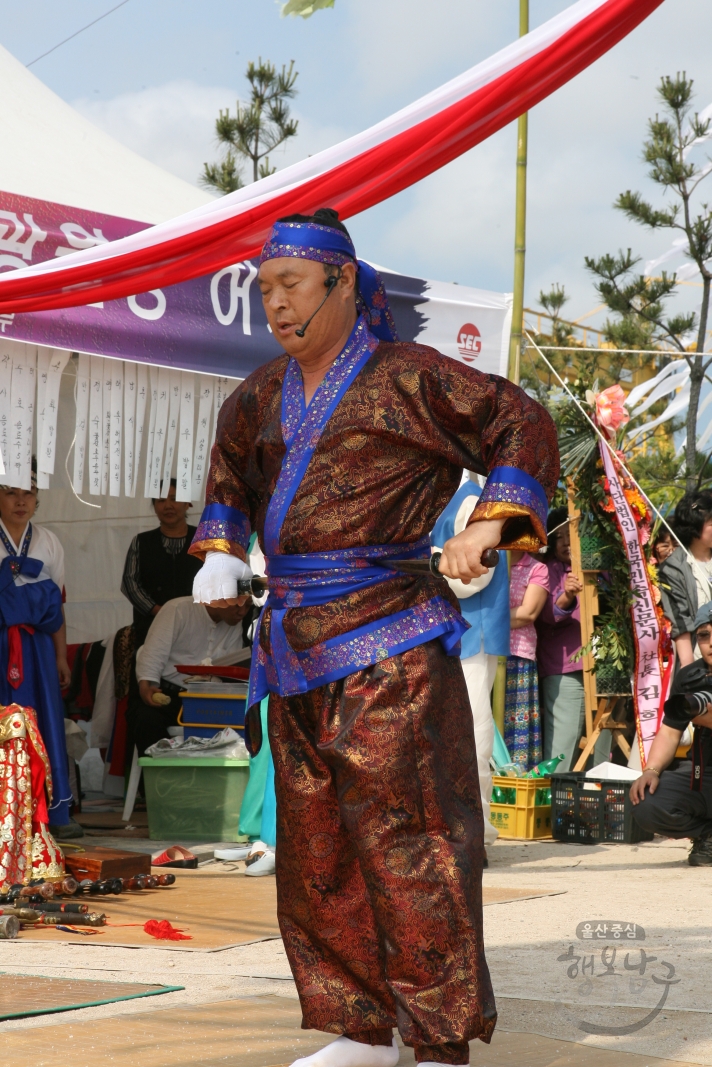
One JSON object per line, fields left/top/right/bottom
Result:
{"left": 599, "top": 442, "right": 662, "bottom": 764}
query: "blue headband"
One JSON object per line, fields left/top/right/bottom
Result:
{"left": 259, "top": 220, "right": 399, "bottom": 343}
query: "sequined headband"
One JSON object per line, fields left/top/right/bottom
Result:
{"left": 259, "top": 220, "right": 399, "bottom": 343}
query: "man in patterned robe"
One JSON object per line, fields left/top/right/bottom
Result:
{"left": 191, "top": 208, "right": 558, "bottom": 1067}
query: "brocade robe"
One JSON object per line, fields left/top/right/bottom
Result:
{"left": 191, "top": 330, "right": 558, "bottom": 683}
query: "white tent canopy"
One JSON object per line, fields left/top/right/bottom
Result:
{"left": 0, "top": 43, "right": 213, "bottom": 224}
{"left": 0, "top": 44, "right": 216, "bottom": 643}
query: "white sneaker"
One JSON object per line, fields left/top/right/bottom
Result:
{"left": 214, "top": 846, "right": 251, "bottom": 861}
{"left": 245, "top": 846, "right": 276, "bottom": 877}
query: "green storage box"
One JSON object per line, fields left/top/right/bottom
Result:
{"left": 139, "top": 757, "right": 250, "bottom": 841}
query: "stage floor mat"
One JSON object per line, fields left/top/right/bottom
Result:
{"left": 0, "top": 975, "right": 181, "bottom": 1020}
{"left": 0, "top": 994, "right": 700, "bottom": 1067}
{"left": 16, "top": 873, "right": 563, "bottom": 951}
{"left": 18, "top": 868, "right": 280, "bottom": 951}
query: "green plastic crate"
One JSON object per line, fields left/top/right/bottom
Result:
{"left": 138, "top": 757, "right": 250, "bottom": 841}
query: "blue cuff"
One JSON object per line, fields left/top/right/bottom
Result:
{"left": 192, "top": 502, "right": 251, "bottom": 552}
{"left": 479, "top": 466, "right": 548, "bottom": 531}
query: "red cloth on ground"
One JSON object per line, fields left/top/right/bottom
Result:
{"left": 143, "top": 919, "right": 191, "bottom": 941}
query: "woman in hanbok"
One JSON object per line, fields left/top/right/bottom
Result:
{"left": 0, "top": 474, "right": 74, "bottom": 836}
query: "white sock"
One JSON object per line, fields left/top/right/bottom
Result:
{"left": 417, "top": 1062, "right": 468, "bottom": 1067}
{"left": 291, "top": 1035, "right": 399, "bottom": 1067}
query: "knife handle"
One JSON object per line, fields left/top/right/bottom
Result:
{"left": 430, "top": 548, "right": 499, "bottom": 576}
{"left": 237, "top": 577, "right": 268, "bottom": 597}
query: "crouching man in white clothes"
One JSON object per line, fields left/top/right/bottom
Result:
{"left": 432, "top": 477, "right": 510, "bottom": 854}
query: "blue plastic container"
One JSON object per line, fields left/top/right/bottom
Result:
{"left": 179, "top": 690, "right": 247, "bottom": 740}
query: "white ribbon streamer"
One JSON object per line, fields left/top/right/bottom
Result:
{"left": 88, "top": 354, "right": 104, "bottom": 496}
{"left": 72, "top": 352, "right": 90, "bottom": 494}
{"left": 123, "top": 360, "right": 137, "bottom": 497}
{"left": 160, "top": 371, "right": 181, "bottom": 498}
{"left": 143, "top": 367, "right": 159, "bottom": 499}
{"left": 0, "top": 340, "right": 13, "bottom": 477}
{"left": 176, "top": 372, "right": 195, "bottom": 502}
{"left": 8, "top": 344, "right": 36, "bottom": 490}
{"left": 109, "top": 361, "right": 123, "bottom": 497}
{"left": 192, "top": 375, "right": 214, "bottom": 504}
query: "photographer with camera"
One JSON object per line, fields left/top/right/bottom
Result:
{"left": 631, "top": 602, "right": 712, "bottom": 865}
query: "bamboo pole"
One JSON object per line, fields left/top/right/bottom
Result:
{"left": 507, "top": 0, "right": 529, "bottom": 385}
{"left": 494, "top": 0, "right": 529, "bottom": 743}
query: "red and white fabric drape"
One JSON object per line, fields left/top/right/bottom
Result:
{"left": 0, "top": 0, "right": 663, "bottom": 314}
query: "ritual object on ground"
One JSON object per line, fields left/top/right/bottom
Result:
{"left": 63, "top": 846, "right": 151, "bottom": 882}
{"left": 0, "top": 915, "right": 20, "bottom": 939}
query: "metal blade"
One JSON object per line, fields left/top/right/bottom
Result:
{"left": 377, "top": 559, "right": 435, "bottom": 575}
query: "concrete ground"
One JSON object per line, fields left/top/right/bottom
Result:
{"left": 0, "top": 835, "right": 709, "bottom": 1065}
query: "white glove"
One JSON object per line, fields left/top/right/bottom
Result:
{"left": 193, "top": 550, "right": 253, "bottom": 604}
{"left": 431, "top": 547, "right": 495, "bottom": 599}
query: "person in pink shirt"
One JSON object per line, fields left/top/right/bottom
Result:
{"left": 505, "top": 550, "right": 550, "bottom": 770}
{"left": 535, "top": 507, "right": 586, "bottom": 771}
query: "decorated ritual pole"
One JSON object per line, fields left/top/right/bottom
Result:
{"left": 493, "top": 0, "right": 529, "bottom": 738}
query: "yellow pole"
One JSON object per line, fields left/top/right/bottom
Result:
{"left": 507, "top": 0, "right": 529, "bottom": 385}
{"left": 494, "top": 0, "right": 529, "bottom": 742}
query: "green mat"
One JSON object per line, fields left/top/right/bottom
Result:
{"left": 0, "top": 974, "right": 183, "bottom": 1020}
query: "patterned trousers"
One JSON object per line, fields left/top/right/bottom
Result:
{"left": 268, "top": 639, "right": 496, "bottom": 1064}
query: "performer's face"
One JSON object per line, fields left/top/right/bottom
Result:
{"left": 258, "top": 257, "right": 357, "bottom": 358}
{"left": 0, "top": 486, "right": 38, "bottom": 528}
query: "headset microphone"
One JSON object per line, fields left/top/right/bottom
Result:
{"left": 295, "top": 274, "right": 339, "bottom": 338}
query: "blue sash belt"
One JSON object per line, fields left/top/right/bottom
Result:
{"left": 247, "top": 537, "right": 468, "bottom": 706}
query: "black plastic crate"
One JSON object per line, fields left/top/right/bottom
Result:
{"left": 551, "top": 772, "right": 653, "bottom": 845}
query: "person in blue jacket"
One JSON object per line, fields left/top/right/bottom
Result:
{"left": 432, "top": 475, "right": 510, "bottom": 850}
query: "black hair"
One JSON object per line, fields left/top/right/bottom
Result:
{"left": 671, "top": 490, "right": 712, "bottom": 548}
{"left": 152, "top": 477, "right": 178, "bottom": 505}
{"left": 544, "top": 506, "right": 569, "bottom": 561}
{"left": 652, "top": 528, "right": 674, "bottom": 546}
{"left": 276, "top": 207, "right": 353, "bottom": 242}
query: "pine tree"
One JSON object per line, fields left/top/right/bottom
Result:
{"left": 585, "top": 74, "right": 712, "bottom": 491}
{"left": 201, "top": 59, "right": 299, "bottom": 194}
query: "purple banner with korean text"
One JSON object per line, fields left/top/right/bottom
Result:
{"left": 0, "top": 191, "right": 511, "bottom": 379}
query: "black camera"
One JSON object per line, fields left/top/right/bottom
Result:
{"left": 663, "top": 664, "right": 712, "bottom": 730}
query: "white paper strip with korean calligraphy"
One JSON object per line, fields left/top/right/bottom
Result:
{"left": 192, "top": 375, "right": 214, "bottom": 504}
{"left": 101, "top": 363, "right": 112, "bottom": 494}
{"left": 143, "top": 367, "right": 159, "bottom": 499}
{"left": 131, "top": 363, "right": 148, "bottom": 499}
{"left": 35, "top": 347, "right": 51, "bottom": 489}
{"left": 38, "top": 348, "right": 70, "bottom": 480}
{"left": 109, "top": 361, "right": 123, "bottom": 497}
{"left": 73, "top": 352, "right": 90, "bottom": 494}
{"left": 8, "top": 343, "right": 36, "bottom": 489}
{"left": 176, "top": 372, "right": 195, "bottom": 502}
{"left": 148, "top": 367, "right": 170, "bottom": 498}
{"left": 88, "top": 354, "right": 104, "bottom": 495}
{"left": 161, "top": 371, "right": 181, "bottom": 498}
{"left": 123, "top": 361, "right": 137, "bottom": 497}
{"left": 0, "top": 339, "right": 13, "bottom": 477}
